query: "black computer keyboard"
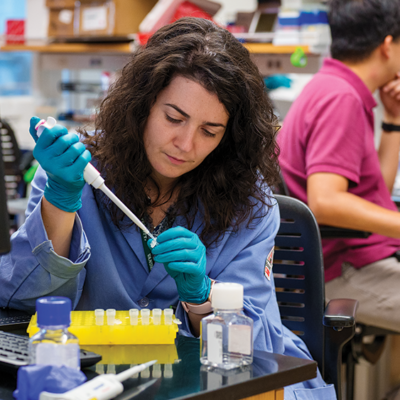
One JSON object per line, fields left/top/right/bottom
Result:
{"left": 0, "top": 331, "right": 102, "bottom": 372}
{"left": 0, "top": 308, "right": 32, "bottom": 331}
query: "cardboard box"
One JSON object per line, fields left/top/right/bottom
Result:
{"left": 26, "top": 0, "right": 49, "bottom": 41}
{"left": 46, "top": 0, "right": 76, "bottom": 7}
{"left": 76, "top": 0, "right": 158, "bottom": 37}
{"left": 6, "top": 20, "right": 25, "bottom": 44}
{"left": 48, "top": 7, "right": 75, "bottom": 37}
{"left": 140, "top": 0, "right": 221, "bottom": 33}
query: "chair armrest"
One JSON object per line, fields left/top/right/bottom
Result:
{"left": 323, "top": 299, "right": 358, "bottom": 329}
{"left": 323, "top": 299, "right": 358, "bottom": 399}
{"left": 319, "top": 226, "right": 371, "bottom": 239}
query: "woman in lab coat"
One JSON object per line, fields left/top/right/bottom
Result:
{"left": 0, "top": 18, "right": 335, "bottom": 399}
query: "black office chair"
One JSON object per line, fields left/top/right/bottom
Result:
{"left": 0, "top": 119, "right": 34, "bottom": 200}
{"left": 274, "top": 171, "right": 371, "bottom": 239}
{"left": 274, "top": 172, "right": 396, "bottom": 399}
{"left": 273, "top": 194, "right": 358, "bottom": 400}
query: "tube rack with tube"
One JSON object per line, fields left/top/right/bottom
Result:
{"left": 87, "top": 344, "right": 178, "bottom": 366}
{"left": 27, "top": 309, "right": 180, "bottom": 345}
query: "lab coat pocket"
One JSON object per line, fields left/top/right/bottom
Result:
{"left": 293, "top": 384, "right": 337, "bottom": 400}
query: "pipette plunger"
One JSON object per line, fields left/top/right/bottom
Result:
{"left": 39, "top": 360, "right": 157, "bottom": 400}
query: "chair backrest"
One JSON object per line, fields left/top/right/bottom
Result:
{"left": 273, "top": 194, "right": 325, "bottom": 373}
{"left": 0, "top": 119, "right": 22, "bottom": 199}
{"left": 272, "top": 170, "right": 290, "bottom": 196}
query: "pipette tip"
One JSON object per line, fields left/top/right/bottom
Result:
{"left": 149, "top": 238, "right": 158, "bottom": 248}
{"left": 144, "top": 360, "right": 158, "bottom": 368}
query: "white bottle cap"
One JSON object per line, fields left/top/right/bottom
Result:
{"left": 211, "top": 282, "right": 244, "bottom": 310}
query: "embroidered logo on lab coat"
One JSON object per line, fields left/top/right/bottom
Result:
{"left": 264, "top": 248, "right": 274, "bottom": 280}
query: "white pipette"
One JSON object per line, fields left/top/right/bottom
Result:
{"left": 39, "top": 360, "right": 157, "bottom": 400}
{"left": 35, "top": 117, "right": 158, "bottom": 247}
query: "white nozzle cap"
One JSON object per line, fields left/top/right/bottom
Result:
{"left": 211, "top": 282, "right": 244, "bottom": 310}
{"left": 83, "top": 163, "right": 104, "bottom": 188}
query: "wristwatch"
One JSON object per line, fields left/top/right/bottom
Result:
{"left": 382, "top": 121, "right": 400, "bottom": 132}
{"left": 181, "top": 280, "right": 215, "bottom": 315}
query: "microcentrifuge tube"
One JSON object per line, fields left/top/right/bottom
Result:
{"left": 141, "top": 309, "right": 150, "bottom": 325}
{"left": 152, "top": 308, "right": 162, "bottom": 325}
{"left": 164, "top": 364, "right": 173, "bottom": 378}
{"left": 129, "top": 309, "right": 139, "bottom": 325}
{"left": 153, "top": 364, "right": 162, "bottom": 378}
{"left": 107, "top": 364, "right": 116, "bottom": 374}
{"left": 95, "top": 309, "right": 104, "bottom": 326}
{"left": 163, "top": 308, "right": 173, "bottom": 325}
{"left": 130, "top": 364, "right": 139, "bottom": 378}
{"left": 95, "top": 364, "right": 105, "bottom": 375}
{"left": 106, "top": 309, "right": 116, "bottom": 326}
{"left": 141, "top": 367, "right": 151, "bottom": 378}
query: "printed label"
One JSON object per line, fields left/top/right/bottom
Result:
{"left": 264, "top": 247, "right": 275, "bottom": 280}
{"left": 228, "top": 325, "right": 251, "bottom": 355}
{"left": 207, "top": 324, "right": 223, "bottom": 364}
{"left": 82, "top": 6, "right": 107, "bottom": 31}
{"left": 36, "top": 343, "right": 79, "bottom": 368}
{"left": 59, "top": 10, "right": 73, "bottom": 24}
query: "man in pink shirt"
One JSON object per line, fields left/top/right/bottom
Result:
{"left": 279, "top": 0, "right": 400, "bottom": 332}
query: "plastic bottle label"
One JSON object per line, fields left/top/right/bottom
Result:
{"left": 207, "top": 324, "right": 223, "bottom": 364}
{"left": 36, "top": 343, "right": 80, "bottom": 368}
{"left": 228, "top": 325, "right": 251, "bottom": 355}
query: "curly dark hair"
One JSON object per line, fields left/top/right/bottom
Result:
{"left": 81, "top": 17, "right": 280, "bottom": 247}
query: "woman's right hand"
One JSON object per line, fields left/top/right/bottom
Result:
{"left": 29, "top": 116, "right": 92, "bottom": 213}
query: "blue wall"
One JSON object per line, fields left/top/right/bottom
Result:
{"left": 0, "top": 0, "right": 32, "bottom": 96}
{"left": 0, "top": 0, "right": 26, "bottom": 34}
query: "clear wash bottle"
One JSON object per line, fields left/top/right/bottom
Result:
{"left": 200, "top": 283, "right": 253, "bottom": 369}
{"left": 29, "top": 296, "right": 80, "bottom": 369}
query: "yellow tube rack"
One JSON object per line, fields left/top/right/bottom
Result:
{"left": 82, "top": 344, "right": 178, "bottom": 365}
{"left": 27, "top": 310, "right": 180, "bottom": 345}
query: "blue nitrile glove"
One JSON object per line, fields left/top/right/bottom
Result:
{"left": 29, "top": 116, "right": 92, "bottom": 212}
{"left": 13, "top": 364, "right": 86, "bottom": 400}
{"left": 149, "top": 227, "right": 211, "bottom": 304}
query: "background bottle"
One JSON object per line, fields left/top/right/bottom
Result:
{"left": 200, "top": 283, "right": 253, "bottom": 370}
{"left": 29, "top": 296, "right": 80, "bottom": 369}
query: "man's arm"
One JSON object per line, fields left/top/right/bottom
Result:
{"left": 307, "top": 172, "right": 400, "bottom": 238}
{"left": 378, "top": 122, "right": 400, "bottom": 192}
{"left": 378, "top": 73, "right": 400, "bottom": 192}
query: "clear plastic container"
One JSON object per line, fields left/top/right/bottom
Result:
{"left": 29, "top": 297, "right": 80, "bottom": 369}
{"left": 200, "top": 283, "right": 253, "bottom": 370}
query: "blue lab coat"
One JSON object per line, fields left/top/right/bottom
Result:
{"left": 0, "top": 166, "right": 336, "bottom": 399}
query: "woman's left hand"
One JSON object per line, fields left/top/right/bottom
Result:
{"left": 149, "top": 227, "right": 211, "bottom": 304}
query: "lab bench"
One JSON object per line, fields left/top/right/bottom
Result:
{"left": 0, "top": 333, "right": 316, "bottom": 400}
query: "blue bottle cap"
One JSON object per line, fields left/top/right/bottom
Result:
{"left": 36, "top": 297, "right": 71, "bottom": 327}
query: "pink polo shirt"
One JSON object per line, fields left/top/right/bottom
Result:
{"left": 278, "top": 58, "right": 400, "bottom": 282}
